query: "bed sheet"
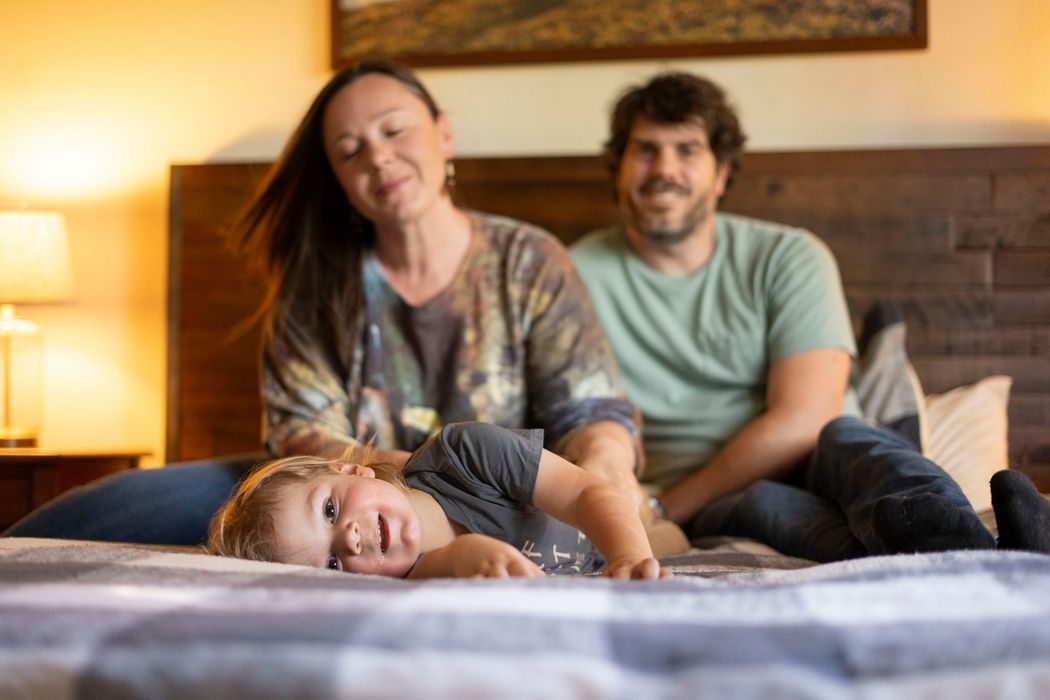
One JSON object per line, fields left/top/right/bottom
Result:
{"left": 2, "top": 537, "right": 1049, "bottom": 699}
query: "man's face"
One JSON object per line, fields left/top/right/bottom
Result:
{"left": 616, "top": 116, "right": 730, "bottom": 248}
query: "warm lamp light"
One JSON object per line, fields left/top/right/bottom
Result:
{"left": 0, "top": 210, "right": 73, "bottom": 447}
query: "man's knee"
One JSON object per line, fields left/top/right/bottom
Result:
{"left": 735, "top": 480, "right": 789, "bottom": 512}
{"left": 817, "top": 415, "right": 866, "bottom": 452}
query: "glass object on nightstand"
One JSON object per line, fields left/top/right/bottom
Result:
{"left": 0, "top": 308, "right": 43, "bottom": 446}
{"left": 0, "top": 210, "right": 74, "bottom": 447}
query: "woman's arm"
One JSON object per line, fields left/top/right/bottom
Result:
{"left": 513, "top": 232, "right": 641, "bottom": 495}
{"left": 558, "top": 421, "right": 641, "bottom": 506}
{"left": 262, "top": 331, "right": 412, "bottom": 465}
{"left": 532, "top": 449, "right": 671, "bottom": 579}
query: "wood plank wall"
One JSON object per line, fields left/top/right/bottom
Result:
{"left": 167, "top": 163, "right": 269, "bottom": 462}
{"left": 169, "top": 147, "right": 1050, "bottom": 486}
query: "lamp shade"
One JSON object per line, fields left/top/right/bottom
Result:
{"left": 0, "top": 210, "right": 74, "bottom": 304}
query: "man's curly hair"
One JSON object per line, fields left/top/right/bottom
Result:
{"left": 602, "top": 72, "right": 747, "bottom": 184}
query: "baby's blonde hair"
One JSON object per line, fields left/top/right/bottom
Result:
{"left": 206, "top": 445, "right": 407, "bottom": 564}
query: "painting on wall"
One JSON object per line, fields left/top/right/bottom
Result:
{"left": 331, "top": 0, "right": 927, "bottom": 69}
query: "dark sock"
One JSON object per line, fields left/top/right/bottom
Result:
{"left": 991, "top": 470, "right": 1050, "bottom": 553}
{"left": 872, "top": 493, "right": 996, "bottom": 554}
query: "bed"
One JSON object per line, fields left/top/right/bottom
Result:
{"left": 4, "top": 537, "right": 1050, "bottom": 699}
{"left": 4, "top": 146, "right": 1048, "bottom": 699}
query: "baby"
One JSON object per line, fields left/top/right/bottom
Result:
{"left": 208, "top": 421, "right": 672, "bottom": 579}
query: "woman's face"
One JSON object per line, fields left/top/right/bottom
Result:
{"left": 322, "top": 73, "right": 454, "bottom": 229}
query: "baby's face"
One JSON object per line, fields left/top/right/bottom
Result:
{"left": 270, "top": 465, "right": 422, "bottom": 577}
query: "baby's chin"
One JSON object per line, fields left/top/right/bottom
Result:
{"left": 384, "top": 548, "right": 420, "bottom": 578}
{"left": 386, "top": 560, "right": 413, "bottom": 578}
{"left": 351, "top": 550, "right": 417, "bottom": 578}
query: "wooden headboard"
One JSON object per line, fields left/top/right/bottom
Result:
{"left": 168, "top": 146, "right": 1050, "bottom": 484}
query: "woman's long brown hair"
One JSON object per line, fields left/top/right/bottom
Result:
{"left": 234, "top": 59, "right": 443, "bottom": 379}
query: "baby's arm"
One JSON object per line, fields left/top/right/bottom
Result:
{"left": 533, "top": 451, "right": 672, "bottom": 579}
{"left": 406, "top": 534, "right": 544, "bottom": 579}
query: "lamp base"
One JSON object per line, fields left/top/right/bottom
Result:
{"left": 0, "top": 424, "right": 38, "bottom": 447}
{"left": 0, "top": 420, "right": 39, "bottom": 447}
{"left": 0, "top": 435, "right": 37, "bottom": 448}
{"left": 1, "top": 304, "right": 44, "bottom": 450}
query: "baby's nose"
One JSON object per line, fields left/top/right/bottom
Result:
{"left": 345, "top": 521, "right": 362, "bottom": 555}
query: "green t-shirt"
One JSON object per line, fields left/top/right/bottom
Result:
{"left": 571, "top": 213, "right": 861, "bottom": 489}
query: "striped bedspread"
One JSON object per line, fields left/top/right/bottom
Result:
{"left": 2, "top": 537, "right": 1049, "bottom": 699}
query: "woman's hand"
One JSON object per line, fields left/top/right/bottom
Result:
{"left": 606, "top": 557, "right": 673, "bottom": 580}
{"left": 411, "top": 534, "right": 544, "bottom": 579}
{"left": 560, "top": 422, "right": 641, "bottom": 506}
{"left": 575, "top": 456, "right": 644, "bottom": 508}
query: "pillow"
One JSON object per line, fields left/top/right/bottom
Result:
{"left": 852, "top": 302, "right": 924, "bottom": 448}
{"left": 922, "top": 375, "right": 1012, "bottom": 514}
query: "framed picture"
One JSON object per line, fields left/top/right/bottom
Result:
{"left": 331, "top": 0, "right": 927, "bottom": 69}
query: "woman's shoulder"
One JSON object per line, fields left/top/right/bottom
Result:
{"left": 469, "top": 211, "right": 568, "bottom": 256}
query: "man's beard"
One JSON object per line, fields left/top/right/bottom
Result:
{"left": 625, "top": 179, "right": 709, "bottom": 247}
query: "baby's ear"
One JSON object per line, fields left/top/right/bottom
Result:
{"left": 335, "top": 462, "right": 375, "bottom": 479}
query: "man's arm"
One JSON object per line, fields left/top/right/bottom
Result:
{"left": 657, "top": 348, "right": 851, "bottom": 526}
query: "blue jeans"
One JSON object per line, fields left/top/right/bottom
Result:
{"left": 1, "top": 454, "right": 263, "bottom": 545}
{"left": 687, "top": 416, "right": 981, "bottom": 562}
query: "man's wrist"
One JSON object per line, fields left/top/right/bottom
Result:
{"left": 648, "top": 495, "right": 669, "bottom": 520}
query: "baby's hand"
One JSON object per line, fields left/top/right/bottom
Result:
{"left": 450, "top": 534, "right": 544, "bottom": 579}
{"left": 606, "top": 557, "right": 673, "bottom": 580}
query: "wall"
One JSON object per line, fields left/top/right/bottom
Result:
{"left": 0, "top": 0, "right": 1047, "bottom": 465}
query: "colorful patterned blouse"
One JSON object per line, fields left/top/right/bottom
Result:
{"left": 263, "top": 212, "right": 636, "bottom": 456}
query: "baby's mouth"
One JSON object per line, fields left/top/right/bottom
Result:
{"left": 378, "top": 515, "right": 390, "bottom": 555}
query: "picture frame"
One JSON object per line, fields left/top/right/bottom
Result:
{"left": 331, "top": 0, "right": 927, "bottom": 69}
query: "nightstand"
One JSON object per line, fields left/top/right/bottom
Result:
{"left": 0, "top": 449, "right": 150, "bottom": 531}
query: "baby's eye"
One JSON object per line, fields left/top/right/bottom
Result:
{"left": 326, "top": 555, "right": 339, "bottom": 571}
{"left": 324, "top": 497, "right": 336, "bottom": 523}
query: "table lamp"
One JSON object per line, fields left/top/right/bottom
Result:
{"left": 0, "top": 210, "right": 73, "bottom": 447}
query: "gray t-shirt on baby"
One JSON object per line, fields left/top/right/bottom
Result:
{"left": 403, "top": 422, "right": 605, "bottom": 575}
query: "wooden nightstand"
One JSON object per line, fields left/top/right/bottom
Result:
{"left": 0, "top": 449, "right": 149, "bottom": 531}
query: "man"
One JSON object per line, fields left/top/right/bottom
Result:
{"left": 571, "top": 72, "right": 1048, "bottom": 561}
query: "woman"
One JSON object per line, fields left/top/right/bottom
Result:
{"left": 243, "top": 60, "right": 637, "bottom": 488}
{"left": 3, "top": 60, "right": 640, "bottom": 545}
